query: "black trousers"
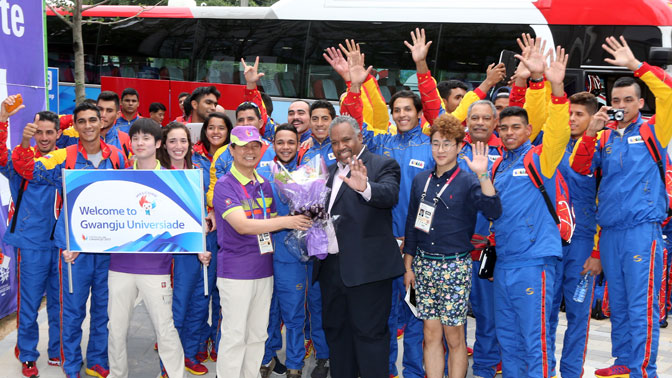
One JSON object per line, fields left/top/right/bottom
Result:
{"left": 318, "top": 254, "right": 393, "bottom": 378}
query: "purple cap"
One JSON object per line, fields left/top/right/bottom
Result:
{"left": 230, "top": 126, "right": 262, "bottom": 146}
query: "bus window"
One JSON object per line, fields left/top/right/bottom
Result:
{"left": 305, "top": 21, "right": 441, "bottom": 100}
{"left": 434, "top": 24, "right": 534, "bottom": 90}
{"left": 96, "top": 18, "right": 194, "bottom": 82}
{"left": 193, "top": 19, "right": 307, "bottom": 97}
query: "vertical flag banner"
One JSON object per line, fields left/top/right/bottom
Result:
{"left": 63, "top": 169, "right": 206, "bottom": 253}
{"left": 0, "top": 0, "right": 47, "bottom": 148}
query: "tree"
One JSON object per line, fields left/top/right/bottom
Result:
{"left": 46, "top": 0, "right": 164, "bottom": 105}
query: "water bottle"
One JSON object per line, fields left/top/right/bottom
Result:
{"left": 573, "top": 273, "right": 590, "bottom": 303}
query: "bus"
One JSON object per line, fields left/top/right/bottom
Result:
{"left": 47, "top": 0, "right": 672, "bottom": 122}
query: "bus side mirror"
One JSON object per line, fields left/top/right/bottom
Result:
{"left": 648, "top": 47, "right": 672, "bottom": 67}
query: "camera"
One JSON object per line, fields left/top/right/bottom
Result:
{"left": 607, "top": 109, "right": 625, "bottom": 121}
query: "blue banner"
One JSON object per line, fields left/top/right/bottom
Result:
{"left": 48, "top": 67, "right": 59, "bottom": 112}
{"left": 0, "top": 197, "right": 16, "bottom": 319}
{"left": 63, "top": 169, "right": 206, "bottom": 253}
{"left": 0, "top": 0, "right": 47, "bottom": 148}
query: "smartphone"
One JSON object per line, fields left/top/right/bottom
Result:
{"left": 498, "top": 50, "right": 519, "bottom": 85}
{"left": 5, "top": 94, "right": 22, "bottom": 113}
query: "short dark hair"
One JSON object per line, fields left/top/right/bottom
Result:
{"left": 274, "top": 123, "right": 298, "bottom": 139}
{"left": 178, "top": 92, "right": 190, "bottom": 101}
{"left": 158, "top": 122, "right": 194, "bottom": 169}
{"left": 236, "top": 102, "right": 261, "bottom": 120}
{"left": 310, "top": 100, "right": 336, "bottom": 119}
{"left": 260, "top": 92, "right": 274, "bottom": 116}
{"left": 83, "top": 98, "right": 97, "bottom": 106}
{"left": 569, "top": 91, "right": 599, "bottom": 115}
{"left": 191, "top": 86, "right": 221, "bottom": 104}
{"left": 36, "top": 111, "right": 59, "bottom": 130}
{"left": 97, "top": 91, "right": 120, "bottom": 110}
{"left": 129, "top": 118, "right": 162, "bottom": 141}
{"left": 183, "top": 95, "right": 193, "bottom": 118}
{"left": 437, "top": 80, "right": 468, "bottom": 100}
{"left": 200, "top": 112, "right": 232, "bottom": 152}
{"left": 498, "top": 106, "right": 529, "bottom": 125}
{"left": 612, "top": 76, "right": 642, "bottom": 98}
{"left": 121, "top": 88, "right": 139, "bottom": 100}
{"left": 389, "top": 90, "right": 422, "bottom": 113}
{"left": 149, "top": 102, "right": 166, "bottom": 113}
{"left": 73, "top": 102, "right": 101, "bottom": 121}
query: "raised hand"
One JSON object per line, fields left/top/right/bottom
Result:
{"left": 240, "top": 56, "right": 265, "bottom": 88}
{"left": 403, "top": 28, "right": 433, "bottom": 63}
{"left": 585, "top": 106, "right": 610, "bottom": 137}
{"left": 544, "top": 45, "right": 568, "bottom": 85}
{"left": 463, "top": 141, "right": 489, "bottom": 176}
{"left": 339, "top": 39, "right": 362, "bottom": 64}
{"left": 323, "top": 46, "right": 350, "bottom": 81}
{"left": 602, "top": 35, "right": 641, "bottom": 71}
{"left": 21, "top": 114, "right": 39, "bottom": 148}
{"left": 347, "top": 49, "right": 373, "bottom": 88}
{"left": 0, "top": 94, "right": 25, "bottom": 123}
{"left": 515, "top": 34, "right": 547, "bottom": 77}
{"left": 484, "top": 62, "right": 506, "bottom": 87}
{"left": 340, "top": 158, "right": 368, "bottom": 192}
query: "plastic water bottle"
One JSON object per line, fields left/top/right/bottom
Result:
{"left": 573, "top": 273, "right": 590, "bottom": 303}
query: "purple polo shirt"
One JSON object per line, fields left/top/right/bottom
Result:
{"left": 109, "top": 160, "right": 173, "bottom": 275}
{"left": 214, "top": 164, "right": 277, "bottom": 279}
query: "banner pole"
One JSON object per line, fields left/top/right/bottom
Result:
{"left": 203, "top": 263, "right": 208, "bottom": 296}
{"left": 68, "top": 261, "right": 73, "bottom": 294}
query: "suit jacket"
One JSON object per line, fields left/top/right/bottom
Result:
{"left": 315, "top": 147, "right": 405, "bottom": 287}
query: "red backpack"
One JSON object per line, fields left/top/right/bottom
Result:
{"left": 492, "top": 144, "right": 576, "bottom": 244}
{"left": 599, "top": 122, "right": 672, "bottom": 220}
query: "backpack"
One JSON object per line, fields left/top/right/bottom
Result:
{"left": 492, "top": 144, "right": 576, "bottom": 244}
{"left": 599, "top": 122, "right": 672, "bottom": 220}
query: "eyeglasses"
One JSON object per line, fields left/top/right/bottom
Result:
{"left": 431, "top": 142, "right": 457, "bottom": 151}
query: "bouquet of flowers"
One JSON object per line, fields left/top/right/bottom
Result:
{"left": 272, "top": 155, "right": 338, "bottom": 261}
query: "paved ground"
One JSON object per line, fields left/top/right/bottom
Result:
{"left": 0, "top": 299, "right": 671, "bottom": 378}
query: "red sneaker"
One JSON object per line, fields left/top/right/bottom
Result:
{"left": 21, "top": 361, "right": 39, "bottom": 378}
{"left": 595, "top": 365, "right": 631, "bottom": 378}
{"left": 85, "top": 364, "right": 110, "bottom": 378}
{"left": 48, "top": 357, "right": 62, "bottom": 366}
{"left": 496, "top": 362, "right": 502, "bottom": 374}
{"left": 467, "top": 346, "right": 473, "bottom": 356}
{"left": 184, "top": 358, "right": 208, "bottom": 375}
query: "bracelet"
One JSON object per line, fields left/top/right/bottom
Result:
{"left": 478, "top": 172, "right": 490, "bottom": 181}
{"left": 529, "top": 76, "right": 544, "bottom": 83}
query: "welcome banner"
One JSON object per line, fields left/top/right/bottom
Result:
{"left": 63, "top": 169, "right": 206, "bottom": 253}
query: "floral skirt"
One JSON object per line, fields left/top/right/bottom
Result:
{"left": 413, "top": 252, "right": 472, "bottom": 326}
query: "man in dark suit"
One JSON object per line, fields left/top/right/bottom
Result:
{"left": 314, "top": 115, "right": 404, "bottom": 378}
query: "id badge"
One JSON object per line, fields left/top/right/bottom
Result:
{"left": 257, "top": 232, "right": 274, "bottom": 254}
{"left": 414, "top": 201, "right": 435, "bottom": 233}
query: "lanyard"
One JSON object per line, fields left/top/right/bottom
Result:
{"left": 240, "top": 182, "right": 267, "bottom": 220}
{"left": 420, "top": 168, "right": 460, "bottom": 204}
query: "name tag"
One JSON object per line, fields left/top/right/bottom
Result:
{"left": 628, "top": 135, "right": 644, "bottom": 144}
{"left": 414, "top": 201, "right": 435, "bottom": 234}
{"left": 488, "top": 155, "right": 499, "bottom": 162}
{"left": 409, "top": 159, "right": 425, "bottom": 169}
{"left": 259, "top": 161, "right": 271, "bottom": 167}
{"left": 513, "top": 168, "right": 528, "bottom": 177}
{"left": 328, "top": 153, "right": 335, "bottom": 161}
{"left": 258, "top": 233, "right": 274, "bottom": 254}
